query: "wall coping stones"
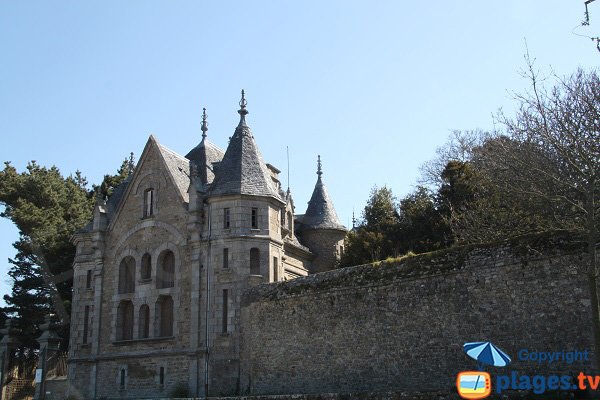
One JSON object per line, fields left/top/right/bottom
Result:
{"left": 242, "top": 230, "right": 588, "bottom": 305}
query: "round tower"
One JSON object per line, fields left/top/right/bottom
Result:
{"left": 296, "top": 155, "right": 347, "bottom": 273}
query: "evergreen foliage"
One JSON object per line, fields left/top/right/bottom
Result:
{"left": 0, "top": 157, "right": 131, "bottom": 351}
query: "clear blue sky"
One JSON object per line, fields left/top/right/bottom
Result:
{"left": 0, "top": 1, "right": 598, "bottom": 302}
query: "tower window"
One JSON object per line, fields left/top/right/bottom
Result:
{"left": 83, "top": 305, "right": 90, "bottom": 344}
{"left": 223, "top": 208, "right": 230, "bottom": 229}
{"left": 86, "top": 269, "right": 92, "bottom": 289}
{"left": 250, "top": 248, "right": 260, "bottom": 275}
{"left": 251, "top": 208, "right": 258, "bottom": 229}
{"left": 273, "top": 257, "right": 278, "bottom": 282}
{"left": 222, "top": 289, "right": 229, "bottom": 333}
{"left": 120, "top": 368, "right": 126, "bottom": 389}
{"left": 144, "top": 188, "right": 154, "bottom": 217}
{"left": 223, "top": 248, "right": 229, "bottom": 269}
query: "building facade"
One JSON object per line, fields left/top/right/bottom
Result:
{"left": 67, "top": 92, "right": 347, "bottom": 398}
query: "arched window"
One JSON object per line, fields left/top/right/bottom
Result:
{"left": 156, "top": 250, "right": 175, "bottom": 289}
{"left": 144, "top": 188, "right": 155, "bottom": 217}
{"left": 141, "top": 253, "right": 152, "bottom": 280}
{"left": 117, "top": 300, "right": 134, "bottom": 341}
{"left": 138, "top": 304, "right": 150, "bottom": 339}
{"left": 118, "top": 256, "right": 135, "bottom": 294}
{"left": 250, "top": 248, "right": 260, "bottom": 275}
{"left": 156, "top": 296, "right": 174, "bottom": 337}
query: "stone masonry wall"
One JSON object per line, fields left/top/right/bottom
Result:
{"left": 240, "top": 233, "right": 596, "bottom": 395}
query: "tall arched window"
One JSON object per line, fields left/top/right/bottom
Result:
{"left": 156, "top": 296, "right": 174, "bottom": 337}
{"left": 118, "top": 256, "right": 136, "bottom": 294}
{"left": 156, "top": 250, "right": 175, "bottom": 289}
{"left": 144, "top": 188, "right": 155, "bottom": 217}
{"left": 250, "top": 248, "right": 260, "bottom": 275}
{"left": 141, "top": 253, "right": 152, "bottom": 280}
{"left": 138, "top": 304, "right": 150, "bottom": 339}
{"left": 117, "top": 300, "right": 134, "bottom": 341}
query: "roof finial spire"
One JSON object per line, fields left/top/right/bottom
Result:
{"left": 352, "top": 210, "right": 356, "bottom": 229}
{"left": 317, "top": 155, "right": 323, "bottom": 178}
{"left": 237, "top": 89, "right": 248, "bottom": 127}
{"left": 201, "top": 107, "right": 208, "bottom": 140}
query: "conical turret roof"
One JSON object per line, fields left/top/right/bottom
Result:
{"left": 185, "top": 108, "right": 225, "bottom": 185}
{"left": 300, "top": 156, "right": 346, "bottom": 231}
{"left": 210, "top": 91, "right": 282, "bottom": 201}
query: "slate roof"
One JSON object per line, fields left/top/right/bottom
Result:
{"left": 209, "top": 101, "right": 282, "bottom": 201}
{"left": 185, "top": 139, "right": 225, "bottom": 185}
{"left": 157, "top": 143, "right": 192, "bottom": 203}
{"left": 298, "top": 157, "right": 346, "bottom": 231}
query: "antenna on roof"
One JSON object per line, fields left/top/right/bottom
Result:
{"left": 286, "top": 146, "right": 290, "bottom": 192}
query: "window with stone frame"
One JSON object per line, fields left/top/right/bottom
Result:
{"left": 86, "top": 269, "right": 92, "bottom": 289}
{"left": 116, "top": 300, "right": 134, "bottom": 341}
{"left": 138, "top": 304, "right": 150, "bottom": 339}
{"left": 156, "top": 250, "right": 175, "bottom": 289}
{"left": 118, "top": 256, "right": 136, "bottom": 294}
{"left": 251, "top": 208, "right": 258, "bottom": 229}
{"left": 223, "top": 248, "right": 229, "bottom": 269}
{"left": 222, "top": 289, "right": 229, "bottom": 333}
{"left": 141, "top": 253, "right": 152, "bottom": 280}
{"left": 156, "top": 295, "right": 174, "bottom": 337}
{"left": 223, "top": 207, "right": 230, "bottom": 229}
{"left": 143, "top": 188, "right": 155, "bottom": 217}
{"left": 83, "top": 305, "right": 90, "bottom": 344}
{"left": 250, "top": 248, "right": 260, "bottom": 275}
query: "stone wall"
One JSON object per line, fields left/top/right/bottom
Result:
{"left": 239, "top": 233, "right": 596, "bottom": 395}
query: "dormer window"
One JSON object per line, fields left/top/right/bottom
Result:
{"left": 144, "top": 189, "right": 154, "bottom": 217}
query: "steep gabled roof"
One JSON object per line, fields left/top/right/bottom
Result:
{"left": 106, "top": 136, "right": 190, "bottom": 231}
{"left": 157, "top": 142, "right": 191, "bottom": 203}
{"left": 299, "top": 156, "right": 346, "bottom": 232}
{"left": 185, "top": 108, "right": 225, "bottom": 185}
{"left": 210, "top": 91, "right": 282, "bottom": 201}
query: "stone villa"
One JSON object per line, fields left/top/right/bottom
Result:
{"left": 67, "top": 91, "right": 347, "bottom": 398}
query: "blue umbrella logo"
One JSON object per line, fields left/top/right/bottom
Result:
{"left": 463, "top": 341, "right": 511, "bottom": 368}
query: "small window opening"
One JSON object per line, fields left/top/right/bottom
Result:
{"left": 223, "top": 248, "right": 229, "bottom": 269}
{"left": 222, "top": 289, "right": 229, "bottom": 333}
{"left": 83, "top": 305, "right": 90, "bottom": 344}
{"left": 120, "top": 369, "right": 126, "bottom": 388}
{"left": 223, "top": 208, "right": 230, "bottom": 229}
{"left": 86, "top": 270, "right": 92, "bottom": 289}
{"left": 251, "top": 208, "right": 258, "bottom": 229}
{"left": 144, "top": 188, "right": 154, "bottom": 217}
